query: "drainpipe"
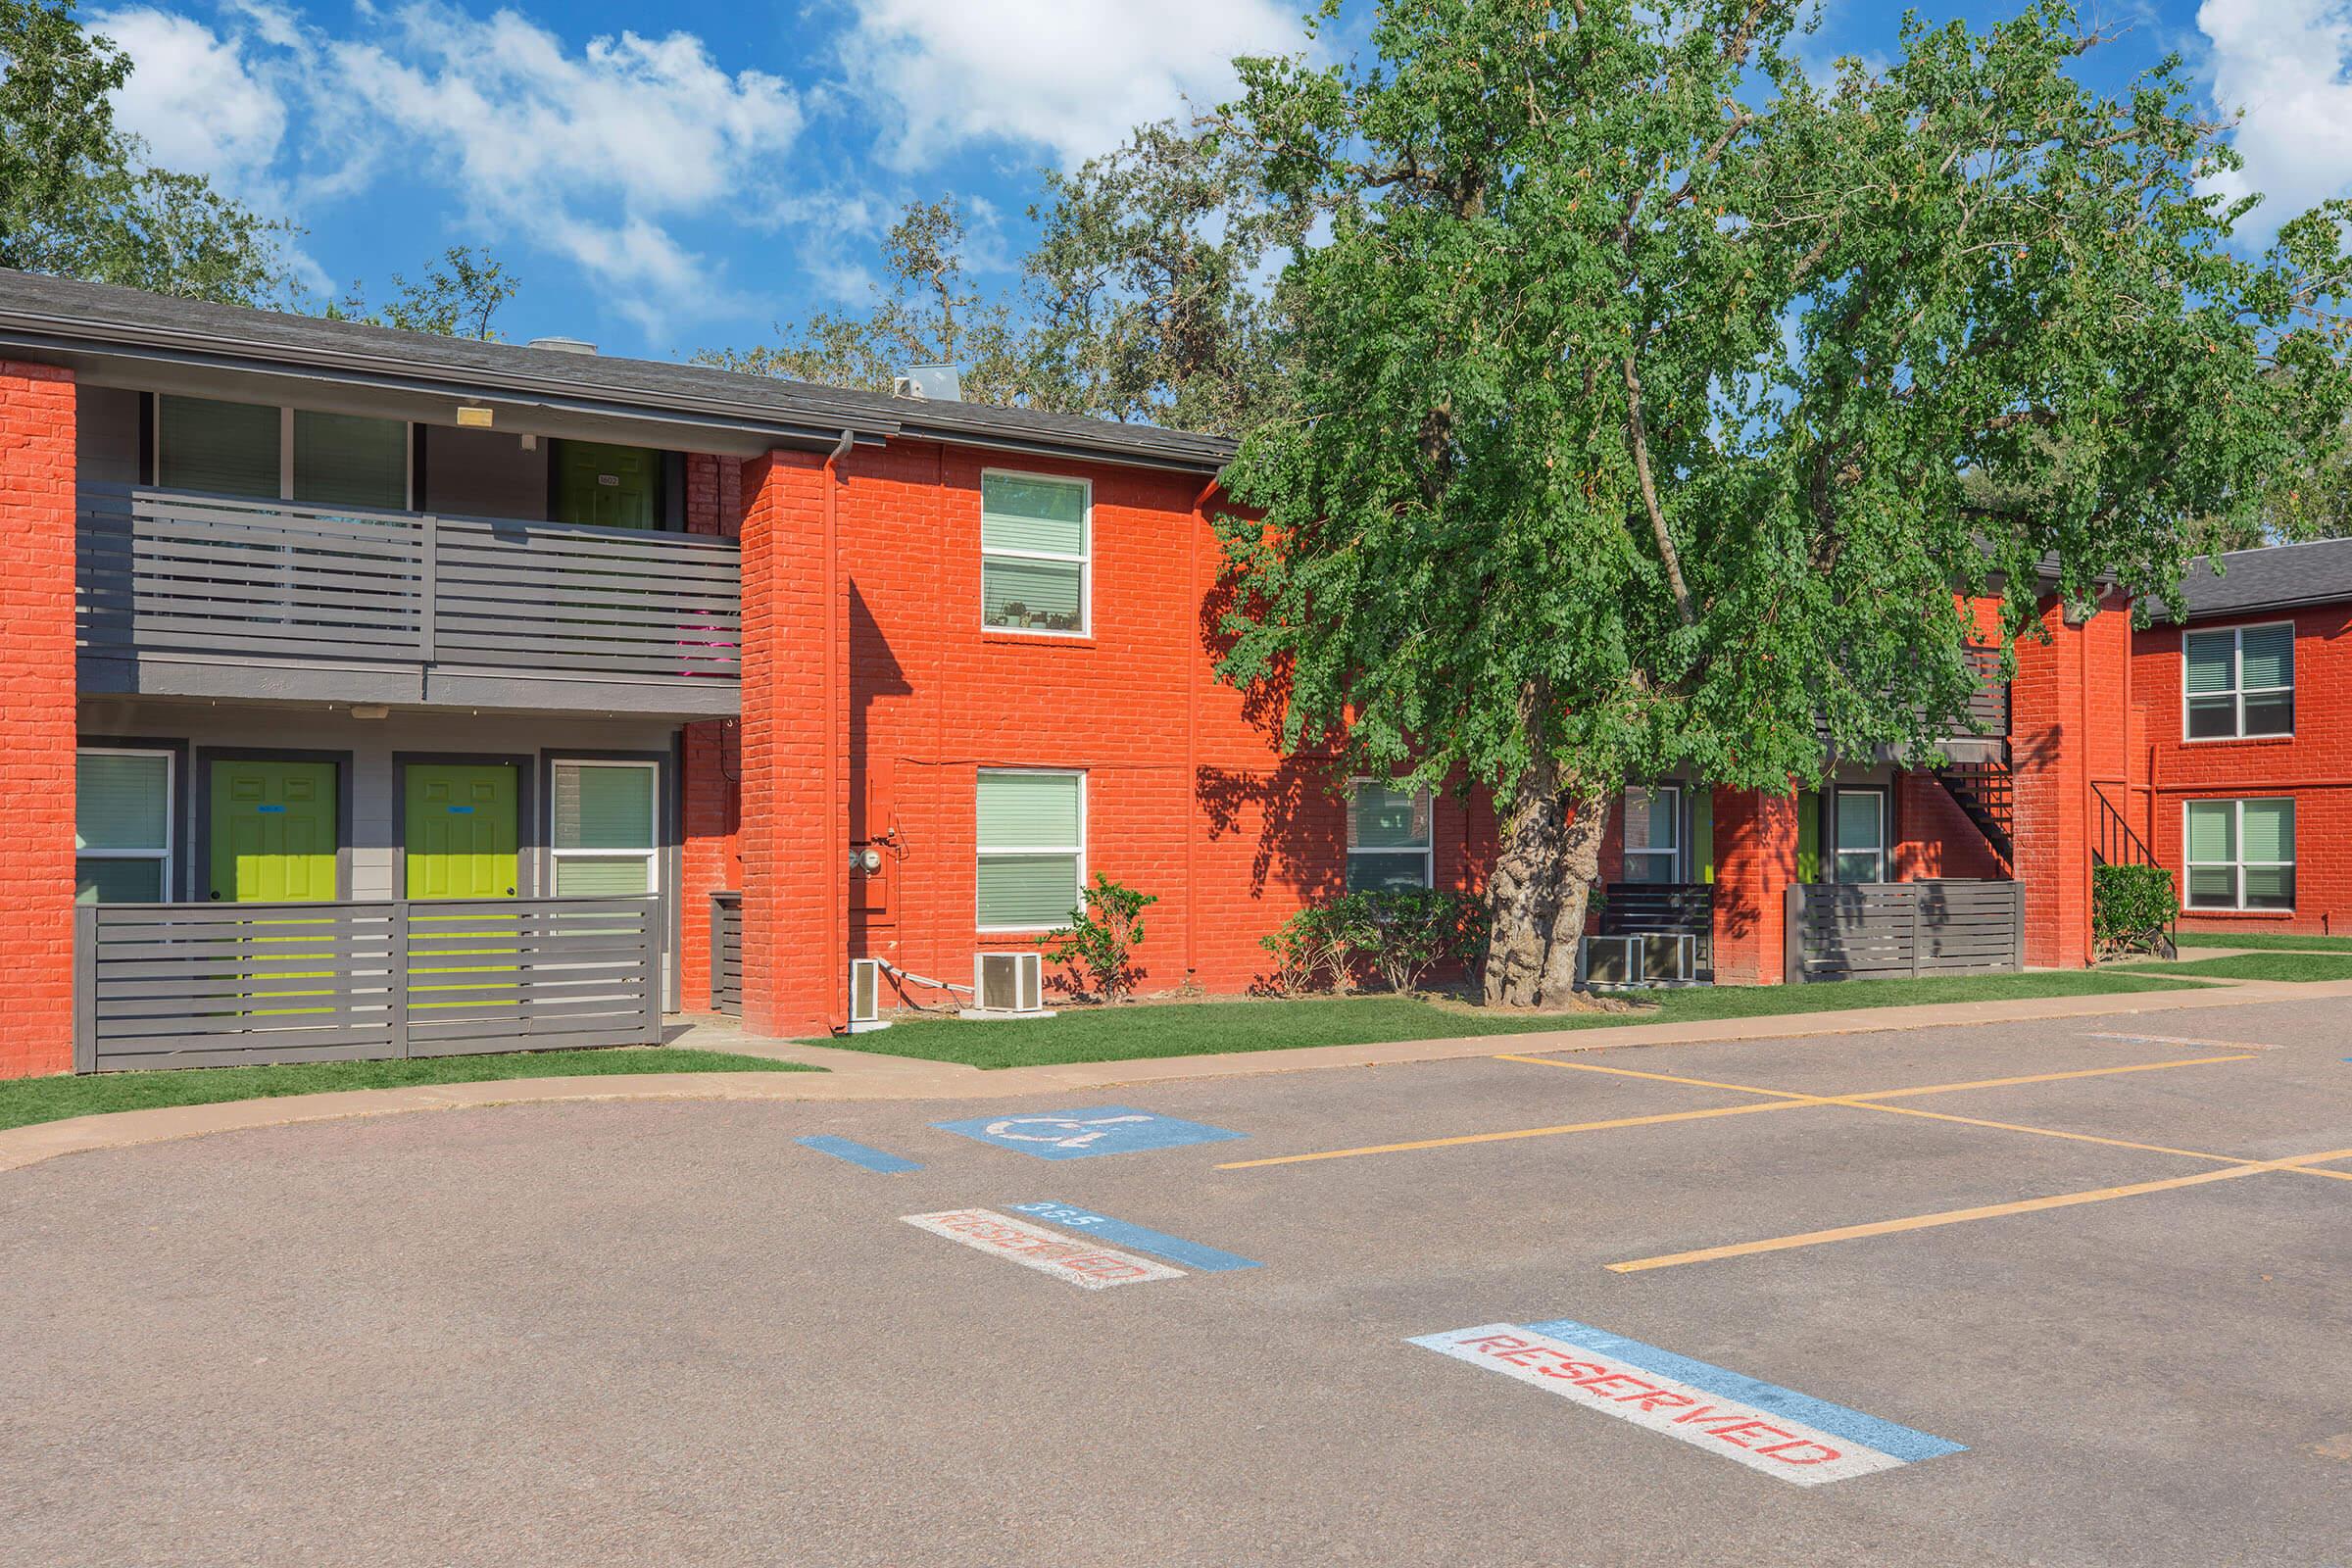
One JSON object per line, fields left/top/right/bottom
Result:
{"left": 1188, "top": 476, "right": 1217, "bottom": 987}
{"left": 823, "top": 427, "right": 855, "bottom": 1033}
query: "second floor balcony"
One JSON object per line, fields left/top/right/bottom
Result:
{"left": 76, "top": 483, "right": 742, "bottom": 716}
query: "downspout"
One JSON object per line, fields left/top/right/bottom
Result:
{"left": 823, "top": 427, "right": 855, "bottom": 1033}
{"left": 1188, "top": 476, "right": 1216, "bottom": 987}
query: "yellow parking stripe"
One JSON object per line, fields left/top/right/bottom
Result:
{"left": 1495, "top": 1052, "right": 2255, "bottom": 1103}
{"left": 1606, "top": 1145, "right": 2352, "bottom": 1273}
{"left": 1825, "top": 1100, "right": 2247, "bottom": 1164}
{"left": 1212, "top": 1097, "right": 1830, "bottom": 1169}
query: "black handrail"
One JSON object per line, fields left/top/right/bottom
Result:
{"left": 2091, "top": 783, "right": 2178, "bottom": 958}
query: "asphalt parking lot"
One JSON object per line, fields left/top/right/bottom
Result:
{"left": 3, "top": 996, "right": 2347, "bottom": 1567}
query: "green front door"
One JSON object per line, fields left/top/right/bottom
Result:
{"left": 552, "top": 440, "right": 662, "bottom": 529}
{"left": 404, "top": 763, "right": 519, "bottom": 900}
{"left": 208, "top": 760, "right": 338, "bottom": 902}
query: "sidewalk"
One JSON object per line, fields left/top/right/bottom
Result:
{"left": 7, "top": 976, "right": 2347, "bottom": 1177}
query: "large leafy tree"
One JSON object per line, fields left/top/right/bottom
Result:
{"left": 0, "top": 0, "right": 286, "bottom": 301}
{"left": 1207, "top": 0, "right": 2352, "bottom": 1006}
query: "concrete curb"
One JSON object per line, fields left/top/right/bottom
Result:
{"left": 6, "top": 976, "right": 2345, "bottom": 1177}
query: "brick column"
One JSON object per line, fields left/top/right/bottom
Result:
{"left": 2011, "top": 598, "right": 2092, "bottom": 969}
{"left": 1712, "top": 786, "right": 1799, "bottom": 985}
{"left": 0, "top": 362, "right": 76, "bottom": 1077}
{"left": 678, "top": 454, "right": 742, "bottom": 1010}
{"left": 737, "top": 449, "right": 844, "bottom": 1037}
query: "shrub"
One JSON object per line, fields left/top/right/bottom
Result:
{"left": 1355, "top": 887, "right": 1489, "bottom": 993}
{"left": 2093, "top": 863, "right": 2179, "bottom": 958}
{"left": 1259, "top": 897, "right": 1368, "bottom": 996}
{"left": 1039, "top": 874, "right": 1158, "bottom": 1002}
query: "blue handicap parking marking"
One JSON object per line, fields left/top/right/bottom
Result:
{"left": 1006, "top": 1201, "right": 1261, "bottom": 1272}
{"left": 795, "top": 1135, "right": 922, "bottom": 1173}
{"left": 930, "top": 1104, "right": 1247, "bottom": 1160}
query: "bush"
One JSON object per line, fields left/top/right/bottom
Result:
{"left": 1259, "top": 896, "right": 1372, "bottom": 996}
{"left": 1039, "top": 874, "right": 1158, "bottom": 1003}
{"left": 2093, "top": 863, "right": 2179, "bottom": 958}
{"left": 1357, "top": 888, "right": 1489, "bottom": 993}
{"left": 1260, "top": 889, "right": 1487, "bottom": 996}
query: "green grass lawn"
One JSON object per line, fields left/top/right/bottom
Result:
{"left": 828, "top": 970, "right": 2206, "bottom": 1071}
{"left": 0, "top": 1047, "right": 820, "bottom": 1134}
{"left": 2111, "top": 951, "right": 2352, "bottom": 983}
{"left": 2176, "top": 931, "right": 2352, "bottom": 954}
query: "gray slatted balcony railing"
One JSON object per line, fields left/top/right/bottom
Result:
{"left": 75, "top": 485, "right": 741, "bottom": 711}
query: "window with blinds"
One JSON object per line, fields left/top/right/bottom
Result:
{"left": 1833, "top": 789, "right": 1887, "bottom": 884}
{"left": 157, "top": 395, "right": 280, "bottom": 498}
{"left": 156, "top": 396, "right": 410, "bottom": 508}
{"left": 2184, "top": 797, "right": 2294, "bottom": 911}
{"left": 1347, "top": 781, "right": 1434, "bottom": 892}
{"left": 550, "top": 760, "right": 659, "bottom": 897}
{"left": 981, "top": 472, "right": 1089, "bottom": 635}
{"left": 76, "top": 749, "right": 172, "bottom": 903}
{"left": 2184, "top": 623, "right": 2293, "bottom": 740}
{"left": 1620, "top": 785, "right": 1681, "bottom": 884}
{"left": 976, "top": 769, "right": 1084, "bottom": 929}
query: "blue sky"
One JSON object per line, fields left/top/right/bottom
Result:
{"left": 83, "top": 0, "right": 2352, "bottom": 365}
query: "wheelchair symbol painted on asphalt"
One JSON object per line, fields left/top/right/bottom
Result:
{"left": 931, "top": 1104, "right": 1248, "bottom": 1160}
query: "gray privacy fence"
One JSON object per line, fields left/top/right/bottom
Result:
{"left": 1784, "top": 880, "right": 2025, "bottom": 983}
{"left": 74, "top": 897, "right": 662, "bottom": 1072}
{"left": 710, "top": 892, "right": 743, "bottom": 1015}
{"left": 76, "top": 485, "right": 743, "bottom": 682}
{"left": 1599, "top": 883, "right": 1715, "bottom": 979}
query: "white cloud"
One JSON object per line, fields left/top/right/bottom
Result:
{"left": 89, "top": 7, "right": 289, "bottom": 187}
{"left": 2199, "top": 0, "right": 2352, "bottom": 235}
{"left": 840, "top": 0, "right": 1298, "bottom": 168}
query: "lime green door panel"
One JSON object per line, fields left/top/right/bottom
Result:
{"left": 208, "top": 760, "right": 338, "bottom": 903}
{"left": 404, "top": 763, "right": 519, "bottom": 900}
{"left": 1795, "top": 790, "right": 1822, "bottom": 885}
{"left": 552, "top": 440, "right": 661, "bottom": 529}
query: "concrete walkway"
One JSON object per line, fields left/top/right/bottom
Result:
{"left": 7, "top": 974, "right": 2349, "bottom": 1177}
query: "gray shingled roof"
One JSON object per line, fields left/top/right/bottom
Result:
{"left": 2172, "top": 537, "right": 2352, "bottom": 621}
{"left": 0, "top": 268, "right": 1237, "bottom": 475}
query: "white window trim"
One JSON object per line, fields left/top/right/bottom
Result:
{"left": 1832, "top": 788, "right": 1888, "bottom": 885}
{"left": 976, "top": 767, "right": 1088, "bottom": 932}
{"left": 1347, "top": 778, "right": 1435, "bottom": 890}
{"left": 152, "top": 396, "right": 415, "bottom": 510}
{"left": 2182, "top": 621, "right": 2294, "bottom": 743}
{"left": 75, "top": 746, "right": 175, "bottom": 902}
{"left": 980, "top": 468, "right": 1092, "bottom": 639}
{"left": 2182, "top": 796, "right": 2295, "bottom": 912}
{"left": 548, "top": 759, "right": 661, "bottom": 898}
{"left": 1622, "top": 784, "right": 1683, "bottom": 883}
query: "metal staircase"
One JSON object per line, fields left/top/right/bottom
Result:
{"left": 1932, "top": 760, "right": 2015, "bottom": 865}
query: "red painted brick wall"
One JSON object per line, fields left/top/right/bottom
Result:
{"left": 678, "top": 454, "right": 743, "bottom": 1007}
{"left": 2011, "top": 597, "right": 2129, "bottom": 968}
{"left": 1893, "top": 770, "right": 2007, "bottom": 881}
{"left": 0, "top": 362, "right": 77, "bottom": 1077}
{"left": 2130, "top": 604, "right": 2352, "bottom": 937}
{"left": 737, "top": 450, "right": 845, "bottom": 1036}
{"left": 1711, "top": 787, "right": 1797, "bottom": 984}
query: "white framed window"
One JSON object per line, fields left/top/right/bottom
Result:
{"left": 1832, "top": 788, "right": 1887, "bottom": 884}
{"left": 1347, "top": 780, "right": 1434, "bottom": 892}
{"left": 980, "top": 470, "right": 1090, "bottom": 636}
{"left": 76, "top": 748, "right": 173, "bottom": 904}
{"left": 2184, "top": 623, "right": 2293, "bottom": 741}
{"left": 1621, "top": 785, "right": 1682, "bottom": 884}
{"left": 550, "top": 760, "right": 660, "bottom": 897}
{"left": 977, "top": 769, "right": 1085, "bottom": 930}
{"left": 2184, "top": 798, "right": 2294, "bottom": 911}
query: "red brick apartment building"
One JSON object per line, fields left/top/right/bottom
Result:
{"left": 0, "top": 270, "right": 2331, "bottom": 1079}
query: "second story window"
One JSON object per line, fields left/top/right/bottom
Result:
{"left": 1348, "top": 782, "right": 1434, "bottom": 891}
{"left": 981, "top": 472, "right": 1089, "bottom": 636}
{"left": 156, "top": 395, "right": 409, "bottom": 510}
{"left": 2185, "top": 623, "right": 2293, "bottom": 740}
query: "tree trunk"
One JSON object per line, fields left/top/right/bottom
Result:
{"left": 1482, "top": 756, "right": 1568, "bottom": 1007}
{"left": 1539, "top": 775, "right": 1619, "bottom": 1001}
{"left": 1483, "top": 767, "right": 1618, "bottom": 1008}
